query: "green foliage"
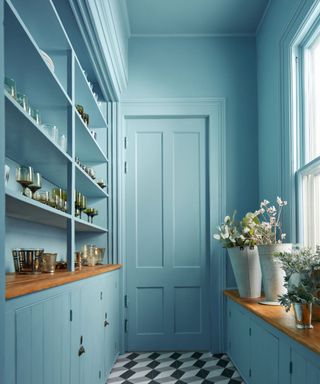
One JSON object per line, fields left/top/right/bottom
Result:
{"left": 276, "top": 247, "right": 320, "bottom": 310}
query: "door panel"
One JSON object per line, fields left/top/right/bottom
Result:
{"left": 251, "top": 320, "right": 279, "bottom": 384}
{"left": 126, "top": 117, "right": 209, "bottom": 351}
{"left": 15, "top": 293, "right": 70, "bottom": 384}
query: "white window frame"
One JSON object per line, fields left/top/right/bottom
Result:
{"left": 294, "top": 15, "right": 320, "bottom": 249}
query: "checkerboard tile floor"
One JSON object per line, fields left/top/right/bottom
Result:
{"left": 107, "top": 352, "right": 244, "bottom": 384}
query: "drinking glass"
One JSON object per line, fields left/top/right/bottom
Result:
{"left": 16, "top": 93, "right": 29, "bottom": 112}
{"left": 39, "top": 191, "right": 49, "bottom": 205}
{"left": 79, "top": 195, "right": 87, "bottom": 219}
{"left": 43, "top": 124, "right": 58, "bottom": 143}
{"left": 16, "top": 166, "right": 33, "bottom": 193}
{"left": 29, "top": 172, "right": 42, "bottom": 196}
{"left": 59, "top": 134, "right": 67, "bottom": 152}
{"left": 5, "top": 76, "right": 16, "bottom": 98}
{"left": 29, "top": 106, "right": 41, "bottom": 125}
{"left": 84, "top": 208, "right": 98, "bottom": 223}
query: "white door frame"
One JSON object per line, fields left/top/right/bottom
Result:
{"left": 117, "top": 98, "right": 226, "bottom": 354}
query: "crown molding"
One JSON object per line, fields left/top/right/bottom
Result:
{"left": 69, "top": 0, "right": 129, "bottom": 101}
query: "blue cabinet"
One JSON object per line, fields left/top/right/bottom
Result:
{"left": 226, "top": 297, "right": 320, "bottom": 384}
{"left": 5, "top": 271, "right": 120, "bottom": 384}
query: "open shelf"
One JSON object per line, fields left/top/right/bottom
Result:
{"left": 6, "top": 189, "right": 71, "bottom": 229}
{"left": 74, "top": 57, "right": 108, "bottom": 128}
{"left": 5, "top": 94, "right": 72, "bottom": 190}
{"left": 5, "top": 1, "right": 72, "bottom": 108}
{"left": 75, "top": 111, "right": 108, "bottom": 163}
{"left": 75, "top": 163, "right": 109, "bottom": 198}
{"left": 74, "top": 217, "right": 108, "bottom": 233}
{"left": 8, "top": 0, "right": 71, "bottom": 51}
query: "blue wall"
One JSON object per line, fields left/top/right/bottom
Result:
{"left": 256, "top": 0, "right": 318, "bottom": 240}
{"left": 122, "top": 36, "right": 259, "bottom": 286}
{"left": 257, "top": 0, "right": 301, "bottom": 202}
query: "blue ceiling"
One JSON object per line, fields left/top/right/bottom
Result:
{"left": 125, "top": 0, "right": 270, "bottom": 36}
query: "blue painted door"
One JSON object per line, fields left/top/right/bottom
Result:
{"left": 125, "top": 117, "right": 209, "bottom": 351}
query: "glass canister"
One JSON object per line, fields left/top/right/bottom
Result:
{"left": 82, "top": 244, "right": 97, "bottom": 266}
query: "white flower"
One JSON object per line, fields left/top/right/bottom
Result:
{"left": 224, "top": 215, "right": 230, "bottom": 224}
{"left": 277, "top": 196, "right": 288, "bottom": 207}
{"left": 243, "top": 227, "right": 250, "bottom": 234}
{"left": 270, "top": 217, "right": 276, "bottom": 224}
{"left": 267, "top": 206, "right": 277, "bottom": 215}
{"left": 260, "top": 199, "right": 270, "bottom": 207}
{"left": 281, "top": 233, "right": 286, "bottom": 239}
{"left": 213, "top": 234, "right": 220, "bottom": 240}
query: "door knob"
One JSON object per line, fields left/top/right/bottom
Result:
{"left": 78, "top": 345, "right": 86, "bottom": 356}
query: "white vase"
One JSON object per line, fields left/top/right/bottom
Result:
{"left": 228, "top": 246, "right": 262, "bottom": 298}
{"left": 258, "top": 243, "right": 292, "bottom": 305}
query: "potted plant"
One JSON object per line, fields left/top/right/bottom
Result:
{"left": 275, "top": 247, "right": 320, "bottom": 328}
{"left": 244, "top": 197, "right": 292, "bottom": 305}
{"left": 214, "top": 212, "right": 262, "bottom": 298}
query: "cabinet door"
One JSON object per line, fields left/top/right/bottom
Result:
{"left": 103, "top": 272, "right": 115, "bottom": 377}
{"left": 251, "top": 320, "right": 278, "bottom": 384}
{"left": 80, "top": 279, "right": 105, "bottom": 384}
{"left": 103, "top": 270, "right": 120, "bottom": 378}
{"left": 228, "top": 300, "right": 250, "bottom": 382}
{"left": 15, "top": 293, "right": 70, "bottom": 384}
{"left": 291, "top": 348, "right": 320, "bottom": 384}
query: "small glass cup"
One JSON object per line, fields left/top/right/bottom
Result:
{"left": 76, "top": 104, "right": 84, "bottom": 117}
{"left": 39, "top": 191, "right": 49, "bottom": 205}
{"left": 29, "top": 106, "right": 41, "bottom": 125}
{"left": 16, "top": 93, "right": 29, "bottom": 112}
{"left": 83, "top": 113, "right": 89, "bottom": 126}
{"left": 43, "top": 123, "right": 58, "bottom": 143}
{"left": 59, "top": 134, "right": 67, "bottom": 152}
{"left": 5, "top": 76, "right": 16, "bottom": 99}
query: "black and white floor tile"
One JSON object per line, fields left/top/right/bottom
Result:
{"left": 107, "top": 352, "right": 244, "bottom": 384}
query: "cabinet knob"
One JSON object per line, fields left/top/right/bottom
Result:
{"left": 104, "top": 320, "right": 110, "bottom": 327}
{"left": 78, "top": 345, "right": 86, "bottom": 356}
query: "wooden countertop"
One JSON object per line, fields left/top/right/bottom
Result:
{"left": 6, "top": 264, "right": 122, "bottom": 299}
{"left": 224, "top": 290, "right": 320, "bottom": 356}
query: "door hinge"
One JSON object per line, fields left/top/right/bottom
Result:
{"left": 124, "top": 161, "right": 128, "bottom": 174}
{"left": 70, "top": 309, "right": 73, "bottom": 322}
{"left": 124, "top": 136, "right": 128, "bottom": 149}
{"left": 100, "top": 291, "right": 103, "bottom": 300}
{"left": 290, "top": 361, "right": 293, "bottom": 374}
{"left": 124, "top": 295, "right": 128, "bottom": 308}
{"left": 249, "top": 368, "right": 252, "bottom": 377}
{"left": 249, "top": 327, "right": 251, "bottom": 336}
{"left": 99, "top": 370, "right": 102, "bottom": 379}
{"left": 124, "top": 319, "right": 128, "bottom": 333}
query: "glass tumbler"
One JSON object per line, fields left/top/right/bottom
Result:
{"left": 42, "top": 123, "right": 58, "bottom": 143}
{"left": 5, "top": 76, "right": 17, "bottom": 98}
{"left": 29, "top": 106, "right": 41, "bottom": 124}
{"left": 16, "top": 93, "right": 29, "bottom": 112}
